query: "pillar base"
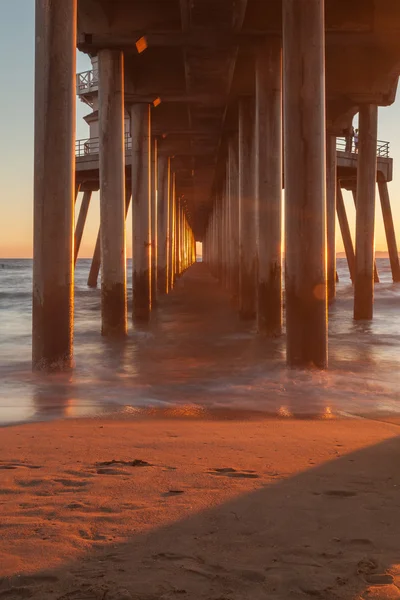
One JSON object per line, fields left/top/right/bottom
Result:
{"left": 257, "top": 267, "right": 282, "bottom": 336}
{"left": 133, "top": 272, "right": 151, "bottom": 323}
{"left": 32, "top": 287, "right": 73, "bottom": 371}
{"left": 101, "top": 284, "right": 127, "bottom": 336}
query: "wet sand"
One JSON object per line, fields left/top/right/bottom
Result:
{"left": 2, "top": 415, "right": 400, "bottom": 599}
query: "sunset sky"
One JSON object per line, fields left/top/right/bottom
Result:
{"left": 1, "top": 1, "right": 399, "bottom": 258}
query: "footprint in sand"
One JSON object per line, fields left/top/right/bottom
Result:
{"left": 96, "top": 459, "right": 152, "bottom": 468}
{"left": 96, "top": 468, "right": 128, "bottom": 475}
{"left": 16, "top": 479, "right": 46, "bottom": 488}
{"left": 0, "top": 461, "right": 42, "bottom": 470}
{"left": 53, "top": 478, "right": 90, "bottom": 488}
{"left": 162, "top": 490, "right": 185, "bottom": 497}
{"left": 209, "top": 468, "right": 260, "bottom": 479}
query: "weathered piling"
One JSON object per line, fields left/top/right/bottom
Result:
{"left": 98, "top": 49, "right": 127, "bottom": 336}
{"left": 378, "top": 177, "right": 400, "bottom": 282}
{"left": 157, "top": 155, "right": 170, "bottom": 294}
{"left": 33, "top": 0, "right": 77, "bottom": 370}
{"left": 74, "top": 191, "right": 92, "bottom": 265}
{"left": 169, "top": 172, "right": 177, "bottom": 289}
{"left": 228, "top": 137, "right": 240, "bottom": 300}
{"left": 354, "top": 104, "right": 378, "bottom": 320}
{"left": 238, "top": 97, "right": 257, "bottom": 320}
{"left": 88, "top": 231, "right": 101, "bottom": 288}
{"left": 283, "top": 0, "right": 327, "bottom": 368}
{"left": 151, "top": 138, "right": 158, "bottom": 307}
{"left": 336, "top": 183, "right": 356, "bottom": 282}
{"left": 351, "top": 188, "right": 379, "bottom": 283}
{"left": 255, "top": 39, "right": 283, "bottom": 334}
{"left": 131, "top": 103, "right": 152, "bottom": 322}
{"left": 326, "top": 135, "right": 337, "bottom": 303}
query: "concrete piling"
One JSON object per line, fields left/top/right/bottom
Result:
{"left": 351, "top": 188, "right": 379, "bottom": 283}
{"left": 98, "top": 49, "right": 127, "bottom": 337}
{"left": 228, "top": 137, "right": 240, "bottom": 301}
{"left": 131, "top": 103, "right": 152, "bottom": 322}
{"left": 151, "top": 138, "right": 158, "bottom": 307}
{"left": 283, "top": 0, "right": 327, "bottom": 368}
{"left": 33, "top": 0, "right": 77, "bottom": 370}
{"left": 255, "top": 39, "right": 283, "bottom": 334}
{"left": 157, "top": 155, "right": 170, "bottom": 294}
{"left": 326, "top": 136, "right": 337, "bottom": 303}
{"left": 378, "top": 177, "right": 400, "bottom": 282}
{"left": 238, "top": 97, "right": 257, "bottom": 320}
{"left": 168, "top": 171, "right": 175, "bottom": 291}
{"left": 354, "top": 104, "right": 378, "bottom": 320}
{"left": 175, "top": 196, "right": 182, "bottom": 278}
{"left": 88, "top": 230, "right": 101, "bottom": 288}
{"left": 169, "top": 172, "right": 177, "bottom": 289}
{"left": 336, "top": 183, "right": 356, "bottom": 282}
{"left": 74, "top": 191, "right": 92, "bottom": 266}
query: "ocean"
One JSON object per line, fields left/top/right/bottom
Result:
{"left": 0, "top": 258, "right": 399, "bottom": 426}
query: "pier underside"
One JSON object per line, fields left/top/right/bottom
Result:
{"left": 32, "top": 0, "right": 400, "bottom": 370}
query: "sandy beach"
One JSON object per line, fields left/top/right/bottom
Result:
{"left": 1, "top": 415, "right": 400, "bottom": 599}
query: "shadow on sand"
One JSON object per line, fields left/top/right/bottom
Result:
{"left": 1, "top": 430, "right": 400, "bottom": 599}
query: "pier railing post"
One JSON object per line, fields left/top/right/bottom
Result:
{"left": 283, "top": 0, "right": 327, "bottom": 368}
{"left": 354, "top": 104, "right": 378, "bottom": 320}
{"left": 98, "top": 49, "right": 127, "bottom": 337}
{"left": 131, "top": 103, "right": 152, "bottom": 322}
{"left": 255, "top": 39, "right": 283, "bottom": 334}
{"left": 33, "top": 0, "right": 77, "bottom": 370}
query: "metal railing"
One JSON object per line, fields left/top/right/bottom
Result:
{"left": 76, "top": 134, "right": 132, "bottom": 158}
{"left": 336, "top": 137, "right": 390, "bottom": 158}
{"left": 76, "top": 69, "right": 99, "bottom": 95}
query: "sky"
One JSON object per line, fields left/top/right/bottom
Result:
{"left": 0, "top": 1, "right": 399, "bottom": 258}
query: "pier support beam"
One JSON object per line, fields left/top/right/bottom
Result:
{"left": 98, "top": 49, "right": 127, "bottom": 336}
{"left": 175, "top": 196, "right": 182, "bottom": 278}
{"left": 33, "top": 0, "right": 77, "bottom": 370}
{"left": 326, "top": 136, "right": 337, "bottom": 303}
{"left": 74, "top": 191, "right": 92, "bottom": 266}
{"left": 238, "top": 97, "right": 257, "bottom": 320}
{"left": 352, "top": 189, "right": 379, "bottom": 283}
{"left": 354, "top": 105, "right": 378, "bottom": 320}
{"left": 157, "top": 155, "right": 170, "bottom": 294}
{"left": 228, "top": 137, "right": 240, "bottom": 300}
{"left": 87, "top": 185, "right": 131, "bottom": 288}
{"left": 168, "top": 172, "right": 176, "bottom": 291}
{"left": 336, "top": 183, "right": 356, "bottom": 282}
{"left": 255, "top": 39, "right": 282, "bottom": 334}
{"left": 378, "top": 178, "right": 400, "bottom": 282}
{"left": 283, "top": 0, "right": 327, "bottom": 368}
{"left": 131, "top": 104, "right": 152, "bottom": 322}
{"left": 151, "top": 138, "right": 158, "bottom": 307}
{"left": 88, "top": 230, "right": 101, "bottom": 288}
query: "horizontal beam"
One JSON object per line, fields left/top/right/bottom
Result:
{"left": 125, "top": 92, "right": 228, "bottom": 106}
{"left": 78, "top": 30, "right": 269, "bottom": 51}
